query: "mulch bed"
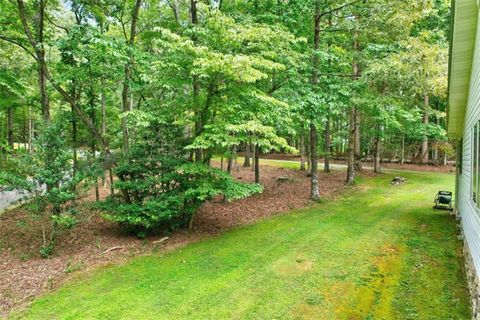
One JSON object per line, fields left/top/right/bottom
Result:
{"left": 0, "top": 164, "right": 349, "bottom": 316}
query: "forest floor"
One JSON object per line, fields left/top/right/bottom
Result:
{"left": 251, "top": 153, "right": 456, "bottom": 174}
{"left": 8, "top": 170, "right": 470, "bottom": 319}
{"left": 0, "top": 163, "right": 349, "bottom": 316}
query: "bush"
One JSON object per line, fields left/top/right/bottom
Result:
{"left": 99, "top": 145, "right": 262, "bottom": 235}
{"left": 0, "top": 123, "right": 86, "bottom": 257}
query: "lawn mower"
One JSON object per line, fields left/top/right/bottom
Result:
{"left": 434, "top": 191, "right": 453, "bottom": 211}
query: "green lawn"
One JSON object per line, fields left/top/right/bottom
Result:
{"left": 13, "top": 172, "right": 470, "bottom": 319}
{"left": 215, "top": 156, "right": 305, "bottom": 170}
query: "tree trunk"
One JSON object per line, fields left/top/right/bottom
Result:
{"left": 300, "top": 132, "right": 306, "bottom": 171}
{"left": 190, "top": 0, "right": 203, "bottom": 163}
{"left": 227, "top": 145, "right": 235, "bottom": 174}
{"left": 37, "top": 0, "right": 49, "bottom": 123}
{"left": 66, "top": 79, "right": 78, "bottom": 182}
{"left": 421, "top": 94, "right": 429, "bottom": 164}
{"left": 400, "top": 134, "right": 405, "bottom": 165}
{"left": 306, "top": 133, "right": 311, "bottom": 172}
{"left": 188, "top": 212, "right": 195, "bottom": 231}
{"left": 251, "top": 144, "right": 255, "bottom": 171}
{"left": 310, "top": 123, "right": 320, "bottom": 200}
{"left": 254, "top": 144, "right": 260, "bottom": 184}
{"left": 101, "top": 90, "right": 107, "bottom": 186}
{"left": 324, "top": 17, "right": 333, "bottom": 174}
{"left": 346, "top": 107, "right": 356, "bottom": 185}
{"left": 17, "top": 0, "right": 49, "bottom": 122}
{"left": 203, "top": 151, "right": 212, "bottom": 166}
{"left": 354, "top": 109, "right": 362, "bottom": 171}
{"left": 121, "top": 73, "right": 131, "bottom": 155}
{"left": 109, "top": 168, "right": 114, "bottom": 196}
{"left": 347, "top": 21, "right": 360, "bottom": 185}
{"left": 352, "top": 21, "right": 361, "bottom": 172}
{"left": 309, "top": 0, "right": 320, "bottom": 186}
{"left": 101, "top": 90, "right": 106, "bottom": 137}
{"left": 324, "top": 117, "right": 331, "bottom": 173}
{"left": 89, "top": 89, "right": 100, "bottom": 201}
{"left": 374, "top": 125, "right": 382, "bottom": 173}
{"left": 243, "top": 141, "right": 251, "bottom": 167}
{"left": 7, "top": 106, "right": 14, "bottom": 151}
{"left": 193, "top": 81, "right": 203, "bottom": 162}
{"left": 39, "top": 56, "right": 49, "bottom": 122}
{"left": 28, "top": 106, "right": 33, "bottom": 153}
{"left": 433, "top": 107, "right": 440, "bottom": 163}
{"left": 121, "top": 0, "right": 142, "bottom": 156}
{"left": 22, "top": 109, "right": 27, "bottom": 149}
{"left": 71, "top": 104, "right": 78, "bottom": 180}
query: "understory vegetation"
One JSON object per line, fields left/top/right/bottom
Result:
{"left": 0, "top": 0, "right": 450, "bottom": 256}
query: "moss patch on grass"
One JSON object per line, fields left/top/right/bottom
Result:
{"left": 12, "top": 171, "right": 470, "bottom": 319}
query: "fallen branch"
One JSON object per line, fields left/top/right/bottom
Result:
{"left": 99, "top": 246, "right": 125, "bottom": 256}
{"left": 153, "top": 237, "right": 169, "bottom": 245}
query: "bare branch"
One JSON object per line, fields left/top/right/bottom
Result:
{"left": 16, "top": 0, "right": 37, "bottom": 49}
{"left": 45, "top": 14, "right": 70, "bottom": 33}
{"left": 319, "top": 28, "right": 350, "bottom": 33}
{"left": 320, "top": 73, "right": 359, "bottom": 78}
{"left": 166, "top": 0, "right": 180, "bottom": 25}
{"left": 100, "top": 246, "right": 125, "bottom": 255}
{"left": 0, "top": 35, "right": 37, "bottom": 61}
{"left": 316, "top": 0, "right": 365, "bottom": 23}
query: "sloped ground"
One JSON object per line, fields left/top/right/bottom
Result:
{"left": 0, "top": 165, "right": 347, "bottom": 316}
{"left": 10, "top": 171, "right": 470, "bottom": 319}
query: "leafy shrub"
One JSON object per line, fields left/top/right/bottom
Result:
{"left": 99, "top": 145, "right": 262, "bottom": 235}
{"left": 0, "top": 123, "right": 86, "bottom": 257}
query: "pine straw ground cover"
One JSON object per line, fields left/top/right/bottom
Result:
{"left": 0, "top": 164, "right": 347, "bottom": 316}
{"left": 6, "top": 170, "right": 471, "bottom": 319}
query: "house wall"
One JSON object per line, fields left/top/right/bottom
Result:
{"left": 459, "top": 4, "right": 480, "bottom": 318}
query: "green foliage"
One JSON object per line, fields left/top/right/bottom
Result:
{"left": 100, "top": 143, "right": 262, "bottom": 235}
{"left": 0, "top": 0, "right": 453, "bottom": 252}
{"left": 0, "top": 123, "right": 86, "bottom": 257}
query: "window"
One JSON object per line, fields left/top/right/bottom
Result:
{"left": 473, "top": 124, "right": 479, "bottom": 204}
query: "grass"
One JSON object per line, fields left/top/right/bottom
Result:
{"left": 12, "top": 171, "right": 470, "bottom": 319}
{"left": 215, "top": 156, "right": 304, "bottom": 170}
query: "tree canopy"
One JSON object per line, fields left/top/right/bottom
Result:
{"left": 0, "top": 0, "right": 451, "bottom": 255}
